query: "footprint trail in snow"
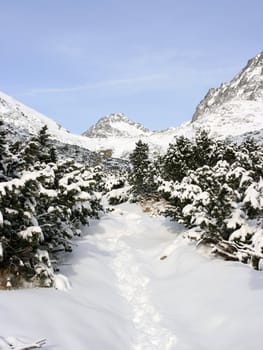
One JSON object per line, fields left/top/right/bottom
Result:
{"left": 93, "top": 207, "right": 177, "bottom": 350}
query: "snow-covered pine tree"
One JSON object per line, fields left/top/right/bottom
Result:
{"left": 21, "top": 125, "right": 55, "bottom": 170}
{"left": 101, "top": 168, "right": 131, "bottom": 205}
{"left": 0, "top": 125, "right": 103, "bottom": 288}
{"left": 157, "top": 131, "right": 263, "bottom": 269}
{"left": 161, "top": 136, "right": 194, "bottom": 182}
{"left": 238, "top": 137, "right": 263, "bottom": 179}
{"left": 193, "top": 129, "right": 218, "bottom": 167}
{"left": 128, "top": 140, "right": 155, "bottom": 199}
{"left": 0, "top": 120, "right": 8, "bottom": 181}
{"left": 0, "top": 169, "right": 55, "bottom": 287}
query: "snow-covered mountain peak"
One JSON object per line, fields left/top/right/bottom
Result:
{"left": 187, "top": 51, "right": 263, "bottom": 141}
{"left": 192, "top": 51, "right": 263, "bottom": 122}
{"left": 83, "top": 112, "right": 150, "bottom": 138}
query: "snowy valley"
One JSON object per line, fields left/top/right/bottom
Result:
{"left": 0, "top": 51, "right": 263, "bottom": 350}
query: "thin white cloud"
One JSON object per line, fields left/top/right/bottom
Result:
{"left": 17, "top": 74, "right": 168, "bottom": 96}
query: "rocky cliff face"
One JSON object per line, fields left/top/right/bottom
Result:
{"left": 192, "top": 52, "right": 263, "bottom": 122}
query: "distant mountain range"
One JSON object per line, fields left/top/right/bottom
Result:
{"left": 1, "top": 51, "right": 263, "bottom": 159}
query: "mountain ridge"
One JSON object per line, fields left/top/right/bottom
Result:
{"left": 1, "top": 51, "right": 263, "bottom": 159}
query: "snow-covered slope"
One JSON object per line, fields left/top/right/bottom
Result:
{"left": 0, "top": 91, "right": 106, "bottom": 164}
{"left": 1, "top": 203, "right": 263, "bottom": 349}
{"left": 192, "top": 52, "right": 263, "bottom": 122}
{"left": 0, "top": 91, "right": 69, "bottom": 138}
{"left": 189, "top": 51, "right": 263, "bottom": 139}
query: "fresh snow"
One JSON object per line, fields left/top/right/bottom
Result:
{"left": 0, "top": 336, "right": 46, "bottom": 349}
{"left": 17, "top": 226, "right": 43, "bottom": 243}
{"left": 1, "top": 203, "right": 263, "bottom": 349}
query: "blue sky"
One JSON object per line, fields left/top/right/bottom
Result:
{"left": 0, "top": 0, "right": 262, "bottom": 133}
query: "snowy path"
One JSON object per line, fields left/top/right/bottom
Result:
{"left": 91, "top": 207, "right": 178, "bottom": 350}
{"left": 1, "top": 203, "right": 263, "bottom": 349}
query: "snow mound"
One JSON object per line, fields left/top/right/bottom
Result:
{"left": 0, "top": 336, "right": 46, "bottom": 349}
{"left": 53, "top": 274, "right": 71, "bottom": 291}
